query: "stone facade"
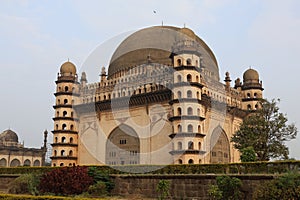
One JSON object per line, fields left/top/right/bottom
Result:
{"left": 51, "top": 26, "right": 264, "bottom": 167}
{"left": 0, "top": 129, "right": 47, "bottom": 167}
{"left": 111, "top": 174, "right": 274, "bottom": 200}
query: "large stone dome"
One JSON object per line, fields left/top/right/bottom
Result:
{"left": 0, "top": 129, "right": 18, "bottom": 143}
{"left": 108, "top": 26, "right": 219, "bottom": 80}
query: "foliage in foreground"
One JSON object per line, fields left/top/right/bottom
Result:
{"left": 156, "top": 180, "right": 171, "bottom": 200}
{"left": 232, "top": 99, "right": 297, "bottom": 161}
{"left": 208, "top": 175, "right": 243, "bottom": 200}
{"left": 253, "top": 172, "right": 300, "bottom": 200}
{"left": 8, "top": 174, "right": 40, "bottom": 195}
{"left": 38, "top": 166, "right": 93, "bottom": 195}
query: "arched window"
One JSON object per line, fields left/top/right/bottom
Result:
{"left": 247, "top": 104, "right": 251, "bottom": 110}
{"left": 61, "top": 150, "right": 65, "bottom": 156}
{"left": 188, "top": 141, "right": 194, "bottom": 150}
{"left": 64, "top": 99, "right": 68, "bottom": 104}
{"left": 70, "top": 124, "right": 74, "bottom": 131}
{"left": 198, "top": 142, "right": 201, "bottom": 150}
{"left": 177, "top": 75, "right": 182, "bottom": 82}
{"left": 65, "top": 86, "right": 69, "bottom": 92}
{"left": 69, "top": 150, "right": 73, "bottom": 156}
{"left": 177, "top": 91, "right": 182, "bottom": 99}
{"left": 178, "top": 159, "right": 183, "bottom": 164}
{"left": 247, "top": 93, "right": 251, "bottom": 98}
{"left": 178, "top": 142, "right": 182, "bottom": 150}
{"left": 62, "top": 124, "right": 67, "bottom": 130}
{"left": 23, "top": 159, "right": 31, "bottom": 166}
{"left": 70, "top": 137, "right": 73, "bottom": 143}
{"left": 55, "top": 124, "right": 58, "bottom": 130}
{"left": 187, "top": 74, "right": 192, "bottom": 82}
{"left": 104, "top": 95, "right": 106, "bottom": 100}
{"left": 177, "top": 107, "right": 182, "bottom": 116}
{"left": 186, "top": 58, "right": 192, "bottom": 66}
{"left": 254, "top": 93, "right": 257, "bottom": 98}
{"left": 255, "top": 104, "right": 258, "bottom": 110}
{"left": 187, "top": 90, "right": 192, "bottom": 98}
{"left": 58, "top": 99, "right": 61, "bottom": 104}
{"left": 188, "top": 159, "right": 194, "bottom": 164}
{"left": 56, "top": 111, "right": 59, "bottom": 117}
{"left": 55, "top": 137, "right": 58, "bottom": 143}
{"left": 198, "top": 125, "right": 201, "bottom": 133}
{"left": 63, "top": 111, "right": 67, "bottom": 117}
{"left": 196, "top": 60, "right": 199, "bottom": 67}
{"left": 196, "top": 91, "right": 200, "bottom": 99}
{"left": 177, "top": 59, "right": 182, "bottom": 66}
{"left": 187, "top": 107, "right": 193, "bottom": 115}
{"left": 178, "top": 124, "right": 182, "bottom": 132}
{"left": 54, "top": 150, "right": 57, "bottom": 156}
{"left": 61, "top": 137, "right": 66, "bottom": 143}
{"left": 71, "top": 112, "right": 73, "bottom": 117}
{"left": 60, "top": 163, "right": 64, "bottom": 166}
{"left": 188, "top": 124, "right": 193, "bottom": 133}
{"left": 33, "top": 160, "right": 40, "bottom": 166}
{"left": 197, "top": 108, "right": 200, "bottom": 116}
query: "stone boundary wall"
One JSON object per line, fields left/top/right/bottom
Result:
{"left": 0, "top": 174, "right": 19, "bottom": 193}
{"left": 111, "top": 174, "right": 274, "bottom": 200}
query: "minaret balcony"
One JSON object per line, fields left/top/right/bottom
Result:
{"left": 50, "top": 156, "right": 77, "bottom": 160}
{"left": 52, "top": 117, "right": 79, "bottom": 122}
{"left": 169, "top": 132, "right": 206, "bottom": 138}
{"left": 54, "top": 91, "right": 80, "bottom": 97}
{"left": 53, "top": 104, "right": 73, "bottom": 109}
{"left": 168, "top": 115, "right": 205, "bottom": 122}
{"left": 169, "top": 149, "right": 206, "bottom": 155}
{"left": 51, "top": 143, "right": 78, "bottom": 147}
{"left": 51, "top": 130, "right": 78, "bottom": 134}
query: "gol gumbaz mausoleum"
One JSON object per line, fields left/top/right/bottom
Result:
{"left": 50, "top": 26, "right": 264, "bottom": 167}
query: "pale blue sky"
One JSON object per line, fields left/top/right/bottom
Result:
{"left": 1, "top": 0, "right": 300, "bottom": 159}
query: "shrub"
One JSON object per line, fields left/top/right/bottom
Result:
{"left": 87, "top": 181, "right": 107, "bottom": 197}
{"left": 39, "top": 166, "right": 93, "bottom": 196}
{"left": 87, "top": 166, "right": 114, "bottom": 193}
{"left": 208, "top": 184, "right": 222, "bottom": 200}
{"left": 210, "top": 176, "right": 243, "bottom": 200}
{"left": 253, "top": 172, "right": 300, "bottom": 199}
{"left": 156, "top": 180, "right": 170, "bottom": 200}
{"left": 8, "top": 174, "right": 40, "bottom": 195}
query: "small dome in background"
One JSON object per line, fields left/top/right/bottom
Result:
{"left": 243, "top": 68, "right": 259, "bottom": 82}
{"left": 60, "top": 61, "right": 76, "bottom": 75}
{"left": 0, "top": 129, "right": 18, "bottom": 143}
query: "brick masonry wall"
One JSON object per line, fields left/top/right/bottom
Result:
{"left": 111, "top": 174, "right": 274, "bottom": 200}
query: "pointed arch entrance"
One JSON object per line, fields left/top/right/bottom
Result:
{"left": 210, "top": 126, "right": 230, "bottom": 163}
{"left": 106, "top": 124, "right": 140, "bottom": 165}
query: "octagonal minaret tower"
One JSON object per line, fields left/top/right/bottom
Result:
{"left": 169, "top": 28, "right": 206, "bottom": 164}
{"left": 51, "top": 61, "right": 79, "bottom": 167}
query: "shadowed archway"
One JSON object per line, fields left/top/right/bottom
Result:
{"left": 106, "top": 124, "right": 140, "bottom": 165}
{"left": 210, "top": 126, "right": 230, "bottom": 164}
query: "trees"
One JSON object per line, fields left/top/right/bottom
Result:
{"left": 231, "top": 99, "right": 297, "bottom": 161}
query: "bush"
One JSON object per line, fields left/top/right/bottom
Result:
{"left": 208, "top": 184, "right": 222, "bottom": 200}
{"left": 253, "top": 172, "right": 300, "bottom": 199}
{"left": 8, "top": 174, "right": 40, "bottom": 195}
{"left": 209, "top": 176, "right": 243, "bottom": 200}
{"left": 87, "top": 181, "right": 107, "bottom": 197}
{"left": 87, "top": 166, "right": 114, "bottom": 193}
{"left": 38, "top": 166, "right": 93, "bottom": 196}
{"left": 156, "top": 180, "right": 170, "bottom": 200}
